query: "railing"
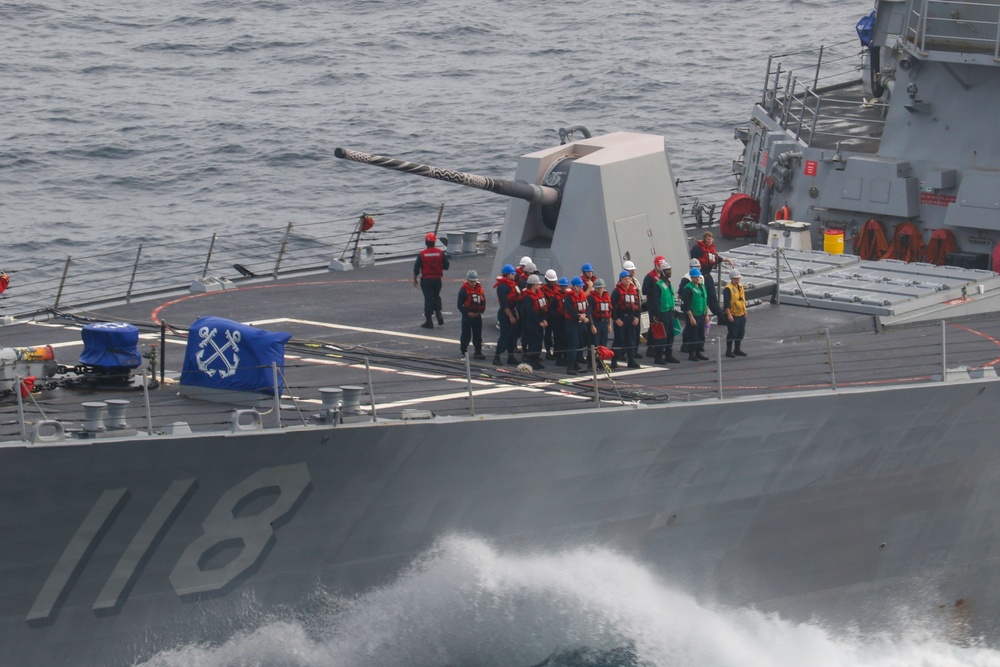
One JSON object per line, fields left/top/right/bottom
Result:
{"left": 2, "top": 315, "right": 997, "bottom": 442}
{"left": 759, "top": 43, "right": 888, "bottom": 148}
{"left": 0, "top": 203, "right": 505, "bottom": 319}
{"left": 906, "top": 0, "right": 1000, "bottom": 58}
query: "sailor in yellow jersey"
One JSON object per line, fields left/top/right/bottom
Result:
{"left": 722, "top": 270, "right": 748, "bottom": 358}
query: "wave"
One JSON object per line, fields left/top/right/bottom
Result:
{"left": 137, "top": 535, "right": 1000, "bottom": 667}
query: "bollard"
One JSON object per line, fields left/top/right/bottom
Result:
{"left": 82, "top": 402, "right": 108, "bottom": 433}
{"left": 105, "top": 399, "right": 130, "bottom": 429}
{"left": 319, "top": 387, "right": 344, "bottom": 423}
{"left": 340, "top": 385, "right": 365, "bottom": 415}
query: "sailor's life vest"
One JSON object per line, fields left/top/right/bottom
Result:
{"left": 462, "top": 282, "right": 486, "bottom": 314}
{"left": 590, "top": 291, "right": 612, "bottom": 319}
{"left": 614, "top": 283, "right": 640, "bottom": 314}
{"left": 724, "top": 282, "right": 747, "bottom": 317}
{"left": 494, "top": 276, "right": 522, "bottom": 305}
{"left": 526, "top": 290, "right": 548, "bottom": 316}
{"left": 418, "top": 247, "right": 446, "bottom": 279}
{"left": 565, "top": 291, "right": 589, "bottom": 319}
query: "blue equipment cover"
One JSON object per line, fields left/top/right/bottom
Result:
{"left": 181, "top": 317, "right": 292, "bottom": 394}
{"left": 856, "top": 10, "right": 876, "bottom": 47}
{"left": 79, "top": 322, "right": 141, "bottom": 369}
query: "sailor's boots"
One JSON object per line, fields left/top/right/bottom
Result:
{"left": 507, "top": 354, "right": 519, "bottom": 366}
{"left": 530, "top": 355, "right": 546, "bottom": 371}
{"left": 435, "top": 310, "right": 444, "bottom": 326}
{"left": 421, "top": 317, "right": 434, "bottom": 329}
{"left": 725, "top": 341, "right": 736, "bottom": 358}
{"left": 665, "top": 348, "right": 680, "bottom": 364}
{"left": 627, "top": 354, "right": 641, "bottom": 369}
{"left": 473, "top": 349, "right": 486, "bottom": 360}
{"left": 492, "top": 354, "right": 502, "bottom": 365}
{"left": 734, "top": 341, "right": 747, "bottom": 357}
{"left": 654, "top": 350, "right": 667, "bottom": 364}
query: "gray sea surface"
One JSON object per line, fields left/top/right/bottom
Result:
{"left": 4, "top": 0, "right": 863, "bottom": 275}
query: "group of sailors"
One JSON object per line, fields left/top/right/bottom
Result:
{"left": 415, "top": 230, "right": 749, "bottom": 373}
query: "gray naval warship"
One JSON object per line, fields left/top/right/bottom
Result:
{"left": 7, "top": 1, "right": 1000, "bottom": 664}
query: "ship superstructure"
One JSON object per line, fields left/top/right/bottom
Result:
{"left": 734, "top": 0, "right": 1000, "bottom": 270}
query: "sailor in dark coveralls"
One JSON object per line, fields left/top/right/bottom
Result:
{"left": 562, "top": 276, "right": 591, "bottom": 375}
{"left": 457, "top": 270, "right": 487, "bottom": 360}
{"left": 681, "top": 267, "right": 709, "bottom": 361}
{"left": 520, "top": 274, "right": 549, "bottom": 370}
{"left": 611, "top": 269, "right": 642, "bottom": 369}
{"left": 414, "top": 232, "right": 449, "bottom": 328}
{"left": 492, "top": 264, "right": 521, "bottom": 366}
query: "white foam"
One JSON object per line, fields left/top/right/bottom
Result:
{"left": 138, "top": 535, "right": 1000, "bottom": 667}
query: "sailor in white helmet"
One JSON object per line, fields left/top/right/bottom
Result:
{"left": 543, "top": 269, "right": 560, "bottom": 359}
{"left": 722, "top": 269, "right": 748, "bottom": 358}
{"left": 516, "top": 256, "right": 533, "bottom": 284}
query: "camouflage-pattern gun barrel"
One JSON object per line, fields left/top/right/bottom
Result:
{"left": 334, "top": 147, "right": 561, "bottom": 207}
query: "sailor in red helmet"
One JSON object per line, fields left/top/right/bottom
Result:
{"left": 413, "top": 232, "right": 449, "bottom": 329}
{"left": 457, "top": 270, "right": 487, "bottom": 360}
{"left": 640, "top": 255, "right": 666, "bottom": 358}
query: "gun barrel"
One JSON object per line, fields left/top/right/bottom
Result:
{"left": 334, "top": 147, "right": 560, "bottom": 206}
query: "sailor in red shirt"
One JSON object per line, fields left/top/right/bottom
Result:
{"left": 413, "top": 232, "right": 450, "bottom": 328}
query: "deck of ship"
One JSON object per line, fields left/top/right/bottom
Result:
{"left": 3, "top": 238, "right": 1000, "bottom": 443}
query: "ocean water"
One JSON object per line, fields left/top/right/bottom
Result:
{"left": 138, "top": 536, "right": 1000, "bottom": 667}
{"left": 15, "top": 2, "right": 996, "bottom": 665}
{"left": 4, "top": 0, "right": 864, "bottom": 273}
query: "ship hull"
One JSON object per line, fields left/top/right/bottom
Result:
{"left": 3, "top": 378, "right": 999, "bottom": 665}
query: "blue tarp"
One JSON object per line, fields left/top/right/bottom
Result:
{"left": 79, "top": 322, "right": 141, "bottom": 369}
{"left": 181, "top": 317, "right": 292, "bottom": 394}
{"left": 856, "top": 10, "right": 876, "bottom": 47}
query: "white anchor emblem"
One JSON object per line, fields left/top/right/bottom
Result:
{"left": 196, "top": 326, "right": 241, "bottom": 378}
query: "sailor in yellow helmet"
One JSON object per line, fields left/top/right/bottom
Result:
{"left": 723, "top": 270, "right": 748, "bottom": 358}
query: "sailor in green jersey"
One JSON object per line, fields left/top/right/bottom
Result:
{"left": 648, "top": 260, "right": 680, "bottom": 365}
{"left": 681, "top": 267, "right": 709, "bottom": 361}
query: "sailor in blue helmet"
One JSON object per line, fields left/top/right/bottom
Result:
{"left": 492, "top": 263, "right": 521, "bottom": 366}
{"left": 562, "top": 276, "right": 591, "bottom": 375}
{"left": 579, "top": 262, "right": 596, "bottom": 288}
{"left": 413, "top": 232, "right": 449, "bottom": 328}
{"left": 611, "top": 269, "right": 642, "bottom": 369}
{"left": 681, "top": 267, "right": 710, "bottom": 361}
{"left": 552, "top": 276, "right": 571, "bottom": 366}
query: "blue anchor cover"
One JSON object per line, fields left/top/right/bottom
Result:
{"left": 181, "top": 316, "right": 292, "bottom": 394}
{"left": 79, "top": 322, "right": 142, "bottom": 369}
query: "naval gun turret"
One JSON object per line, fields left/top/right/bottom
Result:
{"left": 334, "top": 147, "right": 568, "bottom": 234}
{"left": 335, "top": 132, "right": 690, "bottom": 280}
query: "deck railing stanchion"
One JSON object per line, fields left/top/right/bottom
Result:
{"left": 365, "top": 357, "right": 377, "bottom": 422}
{"left": 717, "top": 337, "right": 724, "bottom": 400}
{"left": 591, "top": 346, "right": 600, "bottom": 407}
{"left": 142, "top": 371, "right": 153, "bottom": 435}
{"left": 203, "top": 233, "right": 217, "bottom": 278}
{"left": 272, "top": 362, "right": 282, "bottom": 428}
{"left": 54, "top": 255, "right": 72, "bottom": 309}
{"left": 465, "top": 353, "right": 476, "bottom": 416}
{"left": 159, "top": 322, "right": 167, "bottom": 387}
{"left": 15, "top": 375, "right": 26, "bottom": 441}
{"left": 826, "top": 328, "right": 837, "bottom": 390}
{"left": 126, "top": 243, "right": 143, "bottom": 304}
{"left": 273, "top": 221, "right": 293, "bottom": 279}
{"left": 941, "top": 319, "right": 947, "bottom": 381}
